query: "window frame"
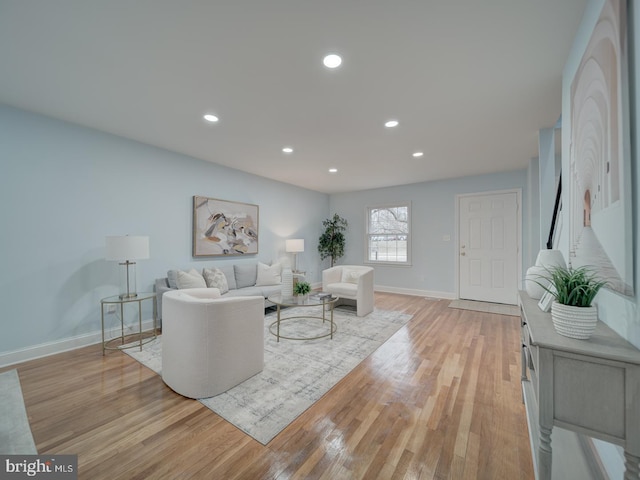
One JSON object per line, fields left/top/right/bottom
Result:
{"left": 364, "top": 202, "right": 412, "bottom": 266}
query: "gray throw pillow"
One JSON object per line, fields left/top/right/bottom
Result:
{"left": 234, "top": 263, "right": 257, "bottom": 289}
{"left": 218, "top": 264, "right": 237, "bottom": 290}
{"left": 167, "top": 270, "right": 179, "bottom": 289}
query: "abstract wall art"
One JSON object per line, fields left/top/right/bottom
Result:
{"left": 192, "top": 196, "right": 259, "bottom": 257}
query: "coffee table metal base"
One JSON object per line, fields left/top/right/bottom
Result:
{"left": 269, "top": 314, "right": 337, "bottom": 341}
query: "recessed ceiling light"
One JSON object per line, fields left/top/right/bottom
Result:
{"left": 203, "top": 114, "right": 219, "bottom": 122}
{"left": 282, "top": 147, "right": 293, "bottom": 154}
{"left": 385, "top": 120, "right": 399, "bottom": 128}
{"left": 412, "top": 152, "right": 424, "bottom": 158}
{"left": 323, "top": 54, "right": 342, "bottom": 69}
{"left": 329, "top": 168, "right": 338, "bottom": 173}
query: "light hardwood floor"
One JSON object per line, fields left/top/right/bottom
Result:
{"left": 3, "top": 293, "right": 533, "bottom": 479}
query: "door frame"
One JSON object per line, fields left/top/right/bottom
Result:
{"left": 455, "top": 188, "right": 523, "bottom": 303}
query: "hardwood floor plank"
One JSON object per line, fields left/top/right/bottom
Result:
{"left": 2, "top": 293, "right": 533, "bottom": 479}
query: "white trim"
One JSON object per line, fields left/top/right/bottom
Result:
{"left": 0, "top": 319, "right": 155, "bottom": 368}
{"left": 364, "top": 201, "right": 412, "bottom": 266}
{"left": 455, "top": 188, "right": 523, "bottom": 303}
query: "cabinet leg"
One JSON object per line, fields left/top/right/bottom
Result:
{"left": 538, "top": 425, "right": 552, "bottom": 480}
{"left": 624, "top": 451, "right": 640, "bottom": 480}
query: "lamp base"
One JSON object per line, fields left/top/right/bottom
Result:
{"left": 118, "top": 261, "right": 138, "bottom": 300}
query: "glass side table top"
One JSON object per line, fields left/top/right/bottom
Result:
{"left": 101, "top": 292, "right": 156, "bottom": 304}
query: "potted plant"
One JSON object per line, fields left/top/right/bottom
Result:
{"left": 318, "top": 213, "right": 348, "bottom": 267}
{"left": 537, "top": 265, "right": 608, "bottom": 339}
{"left": 293, "top": 281, "right": 311, "bottom": 297}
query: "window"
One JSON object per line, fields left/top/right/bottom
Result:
{"left": 366, "top": 203, "right": 410, "bottom": 264}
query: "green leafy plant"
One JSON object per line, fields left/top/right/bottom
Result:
{"left": 537, "top": 265, "right": 608, "bottom": 307}
{"left": 318, "top": 213, "right": 348, "bottom": 267}
{"left": 293, "top": 281, "right": 311, "bottom": 296}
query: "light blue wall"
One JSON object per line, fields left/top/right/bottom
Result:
{"left": 527, "top": 157, "right": 541, "bottom": 265}
{"left": 0, "top": 105, "right": 328, "bottom": 356}
{"left": 329, "top": 170, "right": 528, "bottom": 297}
{"left": 538, "top": 128, "right": 557, "bottom": 249}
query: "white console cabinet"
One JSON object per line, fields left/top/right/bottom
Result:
{"left": 519, "top": 291, "right": 640, "bottom": 479}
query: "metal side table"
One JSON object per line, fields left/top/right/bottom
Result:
{"left": 101, "top": 292, "right": 157, "bottom": 354}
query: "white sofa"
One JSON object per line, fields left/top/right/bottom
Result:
{"left": 322, "top": 265, "right": 374, "bottom": 317}
{"left": 161, "top": 288, "right": 264, "bottom": 399}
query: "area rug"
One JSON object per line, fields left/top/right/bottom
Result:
{"left": 125, "top": 307, "right": 412, "bottom": 445}
{"left": 448, "top": 299, "right": 520, "bottom": 317}
{"left": 0, "top": 369, "right": 37, "bottom": 454}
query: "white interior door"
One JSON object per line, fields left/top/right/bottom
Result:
{"left": 458, "top": 191, "right": 519, "bottom": 305}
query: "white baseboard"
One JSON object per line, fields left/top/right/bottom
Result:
{"left": 0, "top": 319, "right": 156, "bottom": 369}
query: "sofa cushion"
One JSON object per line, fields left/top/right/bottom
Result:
{"left": 223, "top": 286, "right": 263, "bottom": 298}
{"left": 176, "top": 269, "right": 207, "bottom": 289}
{"left": 234, "top": 263, "right": 257, "bottom": 289}
{"left": 203, "top": 267, "right": 229, "bottom": 294}
{"left": 259, "top": 284, "right": 283, "bottom": 298}
{"left": 341, "top": 267, "right": 363, "bottom": 284}
{"left": 255, "top": 262, "right": 281, "bottom": 286}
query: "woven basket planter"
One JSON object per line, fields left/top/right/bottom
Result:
{"left": 551, "top": 302, "right": 598, "bottom": 340}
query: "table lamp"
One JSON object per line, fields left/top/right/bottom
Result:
{"left": 286, "top": 239, "right": 304, "bottom": 273}
{"left": 106, "top": 235, "right": 149, "bottom": 299}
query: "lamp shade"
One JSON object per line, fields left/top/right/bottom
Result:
{"left": 535, "top": 249, "right": 566, "bottom": 269}
{"left": 285, "top": 239, "right": 305, "bottom": 253}
{"left": 106, "top": 236, "right": 149, "bottom": 261}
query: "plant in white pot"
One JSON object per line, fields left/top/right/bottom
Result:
{"left": 293, "top": 281, "right": 311, "bottom": 302}
{"left": 538, "top": 265, "right": 608, "bottom": 340}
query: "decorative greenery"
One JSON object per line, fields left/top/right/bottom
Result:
{"left": 536, "top": 265, "right": 608, "bottom": 307}
{"left": 318, "top": 213, "right": 348, "bottom": 267}
{"left": 293, "top": 281, "right": 311, "bottom": 296}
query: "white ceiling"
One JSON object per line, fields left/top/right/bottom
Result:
{"left": 0, "top": 1, "right": 586, "bottom": 194}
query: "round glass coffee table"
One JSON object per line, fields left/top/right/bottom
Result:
{"left": 267, "top": 294, "right": 339, "bottom": 341}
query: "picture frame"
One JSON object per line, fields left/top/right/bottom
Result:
{"left": 568, "top": 0, "right": 633, "bottom": 296}
{"left": 538, "top": 290, "right": 555, "bottom": 313}
{"left": 192, "top": 195, "right": 259, "bottom": 257}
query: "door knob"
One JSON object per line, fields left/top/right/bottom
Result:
{"left": 461, "top": 252, "right": 466, "bottom": 256}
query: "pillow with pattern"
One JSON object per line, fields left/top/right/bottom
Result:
{"left": 203, "top": 267, "right": 229, "bottom": 294}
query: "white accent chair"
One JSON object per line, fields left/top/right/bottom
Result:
{"left": 161, "top": 288, "right": 264, "bottom": 399}
{"left": 322, "top": 265, "right": 374, "bottom": 317}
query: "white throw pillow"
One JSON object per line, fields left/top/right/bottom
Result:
{"left": 176, "top": 269, "right": 206, "bottom": 289}
{"left": 203, "top": 267, "right": 229, "bottom": 294}
{"left": 341, "top": 268, "right": 362, "bottom": 284}
{"left": 255, "top": 262, "right": 282, "bottom": 286}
